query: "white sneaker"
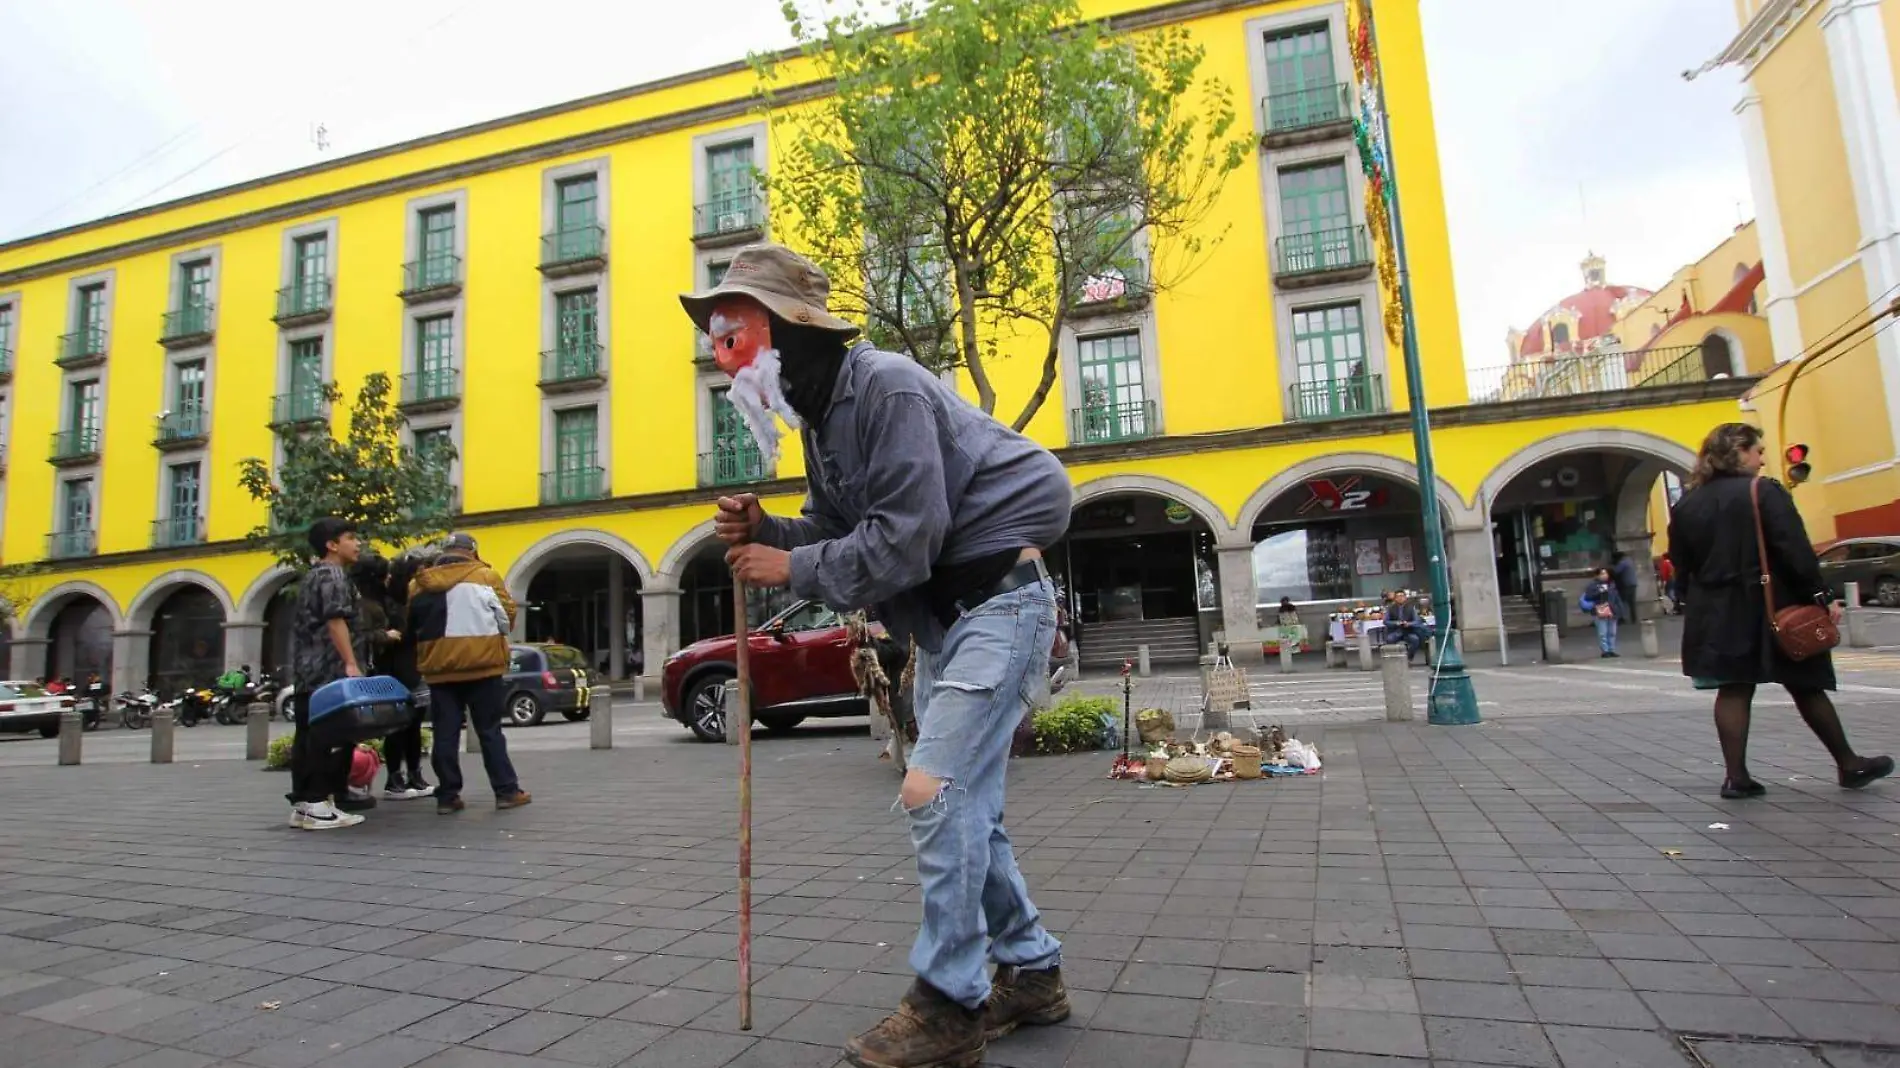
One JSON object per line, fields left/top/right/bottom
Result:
{"left": 288, "top": 804, "right": 306, "bottom": 828}
{"left": 298, "top": 800, "right": 364, "bottom": 830}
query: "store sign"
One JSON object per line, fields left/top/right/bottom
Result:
{"left": 1164, "top": 502, "right": 1194, "bottom": 525}
{"left": 1297, "top": 477, "right": 1391, "bottom": 516}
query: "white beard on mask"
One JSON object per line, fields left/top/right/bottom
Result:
{"left": 725, "top": 346, "right": 801, "bottom": 466}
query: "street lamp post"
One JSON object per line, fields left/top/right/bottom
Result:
{"left": 1362, "top": 3, "right": 1480, "bottom": 725}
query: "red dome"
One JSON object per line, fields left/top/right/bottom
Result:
{"left": 1514, "top": 254, "right": 1652, "bottom": 358}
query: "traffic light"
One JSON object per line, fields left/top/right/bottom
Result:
{"left": 1785, "top": 444, "right": 1812, "bottom": 486}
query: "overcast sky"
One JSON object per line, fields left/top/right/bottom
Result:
{"left": 0, "top": 0, "right": 1748, "bottom": 368}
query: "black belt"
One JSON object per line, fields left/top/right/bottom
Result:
{"left": 952, "top": 558, "right": 1050, "bottom": 618}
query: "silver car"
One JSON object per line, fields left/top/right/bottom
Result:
{"left": 1818, "top": 537, "right": 1900, "bottom": 606}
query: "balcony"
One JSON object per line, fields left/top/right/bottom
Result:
{"left": 46, "top": 529, "right": 97, "bottom": 561}
{"left": 274, "top": 279, "right": 333, "bottom": 326}
{"left": 0, "top": 345, "right": 11, "bottom": 382}
{"left": 1466, "top": 344, "right": 1706, "bottom": 405}
{"left": 160, "top": 302, "right": 215, "bottom": 348}
{"left": 539, "top": 224, "right": 606, "bottom": 277}
{"left": 55, "top": 328, "right": 108, "bottom": 370}
{"left": 400, "top": 254, "right": 462, "bottom": 302}
{"left": 539, "top": 344, "right": 607, "bottom": 393}
{"left": 398, "top": 368, "right": 461, "bottom": 413}
{"left": 1273, "top": 224, "right": 1373, "bottom": 288}
{"left": 1069, "top": 399, "right": 1158, "bottom": 445}
{"left": 269, "top": 387, "right": 330, "bottom": 430}
{"left": 1070, "top": 261, "right": 1152, "bottom": 318}
{"left": 698, "top": 446, "right": 769, "bottom": 488}
{"left": 151, "top": 514, "right": 204, "bottom": 549}
{"left": 1260, "top": 82, "right": 1354, "bottom": 148}
{"left": 154, "top": 407, "right": 208, "bottom": 450}
{"left": 1288, "top": 374, "right": 1387, "bottom": 422}
{"left": 692, "top": 191, "right": 766, "bottom": 247}
{"left": 48, "top": 428, "right": 101, "bottom": 466}
{"left": 540, "top": 466, "right": 607, "bottom": 505}
{"left": 410, "top": 487, "right": 461, "bottom": 520}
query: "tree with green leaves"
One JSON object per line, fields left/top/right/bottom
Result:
{"left": 238, "top": 373, "right": 457, "bottom": 570}
{"left": 0, "top": 562, "right": 49, "bottom": 627}
{"left": 756, "top": 0, "right": 1249, "bottom": 430}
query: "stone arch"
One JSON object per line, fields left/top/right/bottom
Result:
{"left": 1477, "top": 429, "right": 1696, "bottom": 509}
{"left": 656, "top": 519, "right": 721, "bottom": 587}
{"left": 126, "top": 570, "right": 237, "bottom": 632}
{"left": 505, "top": 528, "right": 654, "bottom": 592}
{"left": 236, "top": 566, "right": 298, "bottom": 626}
{"left": 1701, "top": 327, "right": 1745, "bottom": 378}
{"left": 1235, "top": 451, "right": 1478, "bottom": 535}
{"left": 1070, "top": 473, "right": 1234, "bottom": 543}
{"left": 22, "top": 580, "right": 125, "bottom": 641}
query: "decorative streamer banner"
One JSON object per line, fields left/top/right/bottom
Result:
{"left": 1347, "top": 0, "right": 1405, "bottom": 346}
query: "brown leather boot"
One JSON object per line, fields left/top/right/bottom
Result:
{"left": 844, "top": 979, "right": 984, "bottom": 1068}
{"left": 983, "top": 965, "right": 1071, "bottom": 1040}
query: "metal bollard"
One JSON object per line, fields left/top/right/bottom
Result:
{"left": 1278, "top": 639, "right": 1293, "bottom": 675}
{"left": 151, "top": 710, "right": 175, "bottom": 764}
{"left": 1356, "top": 630, "right": 1375, "bottom": 671}
{"left": 634, "top": 676, "right": 647, "bottom": 703}
{"left": 58, "top": 711, "right": 83, "bottom": 766}
{"left": 246, "top": 703, "right": 271, "bottom": 760}
{"left": 465, "top": 713, "right": 480, "bottom": 753}
{"left": 590, "top": 695, "right": 613, "bottom": 749}
{"left": 1380, "top": 643, "right": 1414, "bottom": 722}
{"left": 1845, "top": 582, "right": 1873, "bottom": 647}
{"left": 1640, "top": 619, "right": 1660, "bottom": 659}
{"left": 722, "top": 681, "right": 744, "bottom": 746}
{"left": 1542, "top": 624, "right": 1562, "bottom": 662}
{"left": 1136, "top": 644, "right": 1152, "bottom": 678}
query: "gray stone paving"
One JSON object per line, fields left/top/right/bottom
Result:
{"left": 0, "top": 683, "right": 1896, "bottom": 1067}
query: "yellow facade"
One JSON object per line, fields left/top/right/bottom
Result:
{"left": 1711, "top": 0, "right": 1900, "bottom": 543}
{"left": 0, "top": 0, "right": 1752, "bottom": 692}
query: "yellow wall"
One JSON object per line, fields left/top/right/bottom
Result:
{"left": 1612, "top": 222, "right": 1760, "bottom": 347}
{"left": 1756, "top": 18, "right": 1860, "bottom": 285}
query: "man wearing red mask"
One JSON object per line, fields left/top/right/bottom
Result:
{"left": 682, "top": 244, "right": 1072, "bottom": 1068}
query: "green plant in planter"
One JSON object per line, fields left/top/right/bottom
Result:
{"left": 264, "top": 727, "right": 434, "bottom": 771}
{"left": 1031, "top": 695, "right": 1113, "bottom": 754}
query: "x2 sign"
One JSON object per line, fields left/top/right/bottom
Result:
{"left": 1297, "top": 477, "right": 1392, "bottom": 516}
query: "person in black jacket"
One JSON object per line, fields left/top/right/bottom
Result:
{"left": 381, "top": 550, "right": 435, "bottom": 799}
{"left": 1667, "top": 422, "right": 1892, "bottom": 798}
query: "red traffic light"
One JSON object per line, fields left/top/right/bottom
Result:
{"left": 1785, "top": 443, "right": 1812, "bottom": 485}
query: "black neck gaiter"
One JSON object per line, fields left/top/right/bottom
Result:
{"left": 772, "top": 317, "right": 851, "bottom": 426}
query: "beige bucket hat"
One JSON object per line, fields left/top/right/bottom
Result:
{"left": 679, "top": 243, "right": 860, "bottom": 337}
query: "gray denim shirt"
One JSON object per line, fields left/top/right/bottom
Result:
{"left": 757, "top": 341, "right": 1072, "bottom": 652}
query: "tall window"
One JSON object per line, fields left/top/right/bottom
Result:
{"left": 181, "top": 259, "right": 211, "bottom": 308}
{"left": 173, "top": 360, "right": 207, "bottom": 435}
{"left": 414, "top": 426, "right": 453, "bottom": 466}
{"left": 68, "top": 379, "right": 101, "bottom": 446}
{"left": 557, "top": 176, "right": 598, "bottom": 233}
{"left": 1075, "top": 332, "right": 1149, "bottom": 442}
{"left": 1264, "top": 24, "right": 1340, "bottom": 129}
{"left": 62, "top": 478, "right": 94, "bottom": 533}
{"left": 167, "top": 462, "right": 201, "bottom": 523}
{"left": 1290, "top": 302, "right": 1370, "bottom": 418}
{"left": 418, "top": 206, "right": 454, "bottom": 281}
{"left": 293, "top": 234, "right": 328, "bottom": 293}
{"left": 416, "top": 315, "right": 453, "bottom": 397}
{"left": 0, "top": 302, "right": 12, "bottom": 365}
{"left": 552, "top": 407, "right": 600, "bottom": 500}
{"left": 1278, "top": 162, "right": 1356, "bottom": 272}
{"left": 75, "top": 283, "right": 107, "bottom": 349}
{"left": 288, "top": 338, "right": 323, "bottom": 395}
{"left": 706, "top": 141, "right": 757, "bottom": 230}
{"left": 554, "top": 289, "right": 599, "bottom": 376}
{"left": 709, "top": 387, "right": 763, "bottom": 483}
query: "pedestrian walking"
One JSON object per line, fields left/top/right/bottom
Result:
{"left": 1611, "top": 550, "right": 1640, "bottom": 623}
{"left": 379, "top": 550, "right": 435, "bottom": 799}
{"left": 1657, "top": 553, "right": 1679, "bottom": 614}
{"left": 1580, "top": 567, "right": 1623, "bottom": 657}
{"left": 407, "top": 532, "right": 531, "bottom": 814}
{"left": 286, "top": 518, "right": 368, "bottom": 831}
{"left": 1668, "top": 422, "right": 1893, "bottom": 798}
{"left": 684, "top": 244, "right": 1070, "bottom": 1068}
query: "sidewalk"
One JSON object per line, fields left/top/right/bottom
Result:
{"left": 0, "top": 698, "right": 1895, "bottom": 1068}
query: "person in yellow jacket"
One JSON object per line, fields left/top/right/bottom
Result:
{"left": 407, "top": 532, "right": 532, "bottom": 814}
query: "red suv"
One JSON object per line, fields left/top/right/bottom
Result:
{"left": 661, "top": 600, "right": 883, "bottom": 742}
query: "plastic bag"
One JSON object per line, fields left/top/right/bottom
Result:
{"left": 1098, "top": 711, "right": 1122, "bottom": 751}
{"left": 1282, "top": 738, "right": 1322, "bottom": 771}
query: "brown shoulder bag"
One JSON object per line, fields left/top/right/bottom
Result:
{"left": 1750, "top": 478, "right": 1840, "bottom": 661}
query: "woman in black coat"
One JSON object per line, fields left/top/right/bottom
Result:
{"left": 1667, "top": 422, "right": 1892, "bottom": 798}
{"left": 379, "top": 550, "right": 436, "bottom": 799}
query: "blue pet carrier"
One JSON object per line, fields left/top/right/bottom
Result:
{"left": 307, "top": 676, "right": 413, "bottom": 749}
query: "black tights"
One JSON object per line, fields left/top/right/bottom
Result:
{"left": 1713, "top": 684, "right": 1863, "bottom": 785}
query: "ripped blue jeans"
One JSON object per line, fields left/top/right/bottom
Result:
{"left": 902, "top": 578, "right": 1063, "bottom": 1009}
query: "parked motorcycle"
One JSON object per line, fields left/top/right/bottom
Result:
{"left": 73, "top": 680, "right": 108, "bottom": 731}
{"left": 171, "top": 688, "right": 217, "bottom": 728}
{"left": 211, "top": 681, "right": 266, "bottom": 725}
{"left": 115, "top": 688, "right": 158, "bottom": 730}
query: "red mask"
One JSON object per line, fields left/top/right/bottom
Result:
{"left": 708, "top": 299, "right": 772, "bottom": 378}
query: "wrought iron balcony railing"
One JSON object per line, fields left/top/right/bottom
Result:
{"left": 161, "top": 302, "right": 214, "bottom": 342}
{"left": 402, "top": 253, "right": 462, "bottom": 295}
{"left": 698, "top": 446, "right": 769, "bottom": 487}
{"left": 275, "top": 279, "right": 333, "bottom": 320}
{"left": 55, "top": 328, "right": 108, "bottom": 367}
{"left": 540, "top": 224, "right": 606, "bottom": 270}
{"left": 1274, "top": 224, "right": 1372, "bottom": 278}
{"left": 1287, "top": 374, "right": 1387, "bottom": 421}
{"left": 693, "top": 191, "right": 766, "bottom": 241}
{"left": 540, "top": 466, "right": 607, "bottom": 504}
{"left": 49, "top": 427, "right": 101, "bottom": 462}
{"left": 1069, "top": 399, "right": 1157, "bottom": 445}
{"left": 151, "top": 514, "right": 204, "bottom": 549}
{"left": 1261, "top": 81, "right": 1353, "bottom": 137}
{"left": 154, "top": 406, "right": 207, "bottom": 445}
{"left": 46, "top": 529, "right": 97, "bottom": 560}
{"left": 539, "top": 344, "right": 605, "bottom": 387}
{"left": 399, "top": 368, "right": 460, "bottom": 407}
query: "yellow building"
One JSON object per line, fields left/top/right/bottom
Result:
{"left": 0, "top": 0, "right": 1752, "bottom": 696}
{"left": 1703, "top": 0, "right": 1900, "bottom": 542}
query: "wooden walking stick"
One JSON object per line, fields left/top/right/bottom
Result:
{"left": 732, "top": 575, "right": 753, "bottom": 1030}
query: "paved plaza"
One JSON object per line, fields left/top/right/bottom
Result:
{"left": 0, "top": 647, "right": 1897, "bottom": 1067}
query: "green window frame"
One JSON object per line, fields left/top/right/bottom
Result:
{"left": 174, "top": 360, "right": 206, "bottom": 429}
{"left": 707, "top": 141, "right": 756, "bottom": 209}
{"left": 1264, "top": 23, "right": 1339, "bottom": 129}
{"left": 180, "top": 260, "right": 211, "bottom": 308}
{"left": 75, "top": 283, "right": 106, "bottom": 338}
{"left": 288, "top": 338, "right": 323, "bottom": 394}
{"left": 1291, "top": 301, "right": 1370, "bottom": 416}
{"left": 292, "top": 234, "right": 328, "bottom": 290}
{"left": 62, "top": 478, "right": 93, "bottom": 534}
{"left": 167, "top": 461, "right": 201, "bottom": 521}
{"left": 420, "top": 207, "right": 455, "bottom": 261}
{"left": 707, "top": 260, "right": 730, "bottom": 288}
{"left": 414, "top": 426, "right": 453, "bottom": 464}
{"left": 554, "top": 407, "right": 598, "bottom": 471}
{"left": 709, "top": 387, "right": 763, "bottom": 482}
{"left": 68, "top": 379, "right": 100, "bottom": 438}
{"left": 1076, "top": 332, "right": 1149, "bottom": 441}
{"left": 556, "top": 175, "right": 598, "bottom": 234}
{"left": 0, "top": 302, "right": 13, "bottom": 362}
{"left": 554, "top": 289, "right": 599, "bottom": 374}
{"left": 416, "top": 314, "right": 454, "bottom": 383}
{"left": 1278, "top": 161, "right": 1351, "bottom": 237}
